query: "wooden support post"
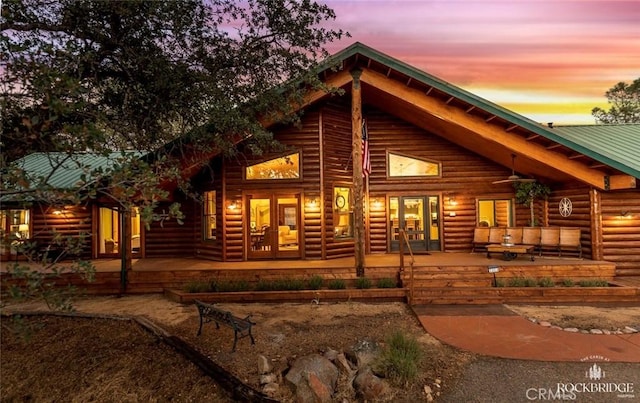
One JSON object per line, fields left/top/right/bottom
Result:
{"left": 351, "top": 69, "right": 365, "bottom": 277}
{"left": 590, "top": 189, "right": 604, "bottom": 260}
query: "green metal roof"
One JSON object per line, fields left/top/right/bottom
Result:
{"left": 550, "top": 124, "right": 640, "bottom": 178}
{"left": 6, "top": 151, "right": 143, "bottom": 194}
{"left": 322, "top": 42, "right": 640, "bottom": 180}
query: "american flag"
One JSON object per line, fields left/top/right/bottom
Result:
{"left": 362, "top": 119, "right": 371, "bottom": 178}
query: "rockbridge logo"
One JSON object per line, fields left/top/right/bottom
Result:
{"left": 525, "top": 358, "right": 635, "bottom": 401}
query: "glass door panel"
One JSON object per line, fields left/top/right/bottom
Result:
{"left": 98, "top": 207, "right": 141, "bottom": 257}
{"left": 247, "top": 195, "right": 301, "bottom": 259}
{"left": 390, "top": 196, "right": 441, "bottom": 252}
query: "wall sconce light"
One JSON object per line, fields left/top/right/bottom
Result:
{"left": 448, "top": 197, "right": 457, "bottom": 206}
{"left": 620, "top": 211, "right": 632, "bottom": 218}
{"left": 307, "top": 198, "right": 318, "bottom": 209}
{"left": 371, "top": 198, "right": 383, "bottom": 210}
{"left": 228, "top": 200, "right": 239, "bottom": 210}
{"left": 52, "top": 209, "right": 63, "bottom": 215}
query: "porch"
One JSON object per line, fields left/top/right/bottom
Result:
{"left": 4, "top": 252, "right": 638, "bottom": 304}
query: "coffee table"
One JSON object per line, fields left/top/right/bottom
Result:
{"left": 487, "top": 244, "right": 535, "bottom": 261}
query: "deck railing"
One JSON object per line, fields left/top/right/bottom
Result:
{"left": 398, "top": 229, "right": 415, "bottom": 304}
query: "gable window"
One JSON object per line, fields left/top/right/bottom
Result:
{"left": 388, "top": 152, "right": 440, "bottom": 177}
{"left": 333, "top": 186, "right": 353, "bottom": 239}
{"left": 477, "top": 199, "right": 513, "bottom": 227}
{"left": 203, "top": 191, "right": 216, "bottom": 240}
{"left": 246, "top": 152, "right": 300, "bottom": 180}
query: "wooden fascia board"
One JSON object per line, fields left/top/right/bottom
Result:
{"left": 359, "top": 69, "right": 631, "bottom": 190}
{"left": 260, "top": 69, "right": 354, "bottom": 128}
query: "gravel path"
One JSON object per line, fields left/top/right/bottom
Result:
{"left": 439, "top": 357, "right": 640, "bottom": 402}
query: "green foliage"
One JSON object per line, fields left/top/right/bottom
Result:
{"left": 307, "top": 275, "right": 324, "bottom": 290}
{"left": 215, "top": 280, "right": 251, "bottom": 293}
{"left": 376, "top": 278, "right": 397, "bottom": 289}
{"left": 592, "top": 78, "right": 640, "bottom": 124}
{"left": 513, "top": 182, "right": 552, "bottom": 227}
{"left": 4, "top": 259, "right": 95, "bottom": 311}
{"left": 327, "top": 279, "right": 346, "bottom": 290}
{"left": 494, "top": 278, "right": 506, "bottom": 288}
{"left": 561, "top": 278, "right": 575, "bottom": 287}
{"left": 0, "top": 0, "right": 347, "bottom": 308}
{"left": 507, "top": 277, "right": 527, "bottom": 287}
{"left": 355, "top": 277, "right": 372, "bottom": 289}
{"left": 183, "top": 281, "right": 213, "bottom": 294}
{"left": 578, "top": 279, "right": 609, "bottom": 287}
{"left": 537, "top": 277, "right": 555, "bottom": 288}
{"left": 375, "top": 331, "right": 423, "bottom": 386}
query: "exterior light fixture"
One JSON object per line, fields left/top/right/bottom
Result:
{"left": 448, "top": 197, "right": 457, "bottom": 206}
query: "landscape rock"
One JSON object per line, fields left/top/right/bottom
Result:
{"left": 260, "top": 373, "right": 277, "bottom": 385}
{"left": 345, "top": 339, "right": 380, "bottom": 368}
{"left": 262, "top": 382, "right": 279, "bottom": 396}
{"left": 624, "top": 326, "right": 638, "bottom": 334}
{"left": 324, "top": 348, "right": 339, "bottom": 362}
{"left": 285, "top": 354, "right": 338, "bottom": 401}
{"left": 589, "top": 329, "right": 603, "bottom": 335}
{"left": 353, "top": 367, "right": 391, "bottom": 401}
{"left": 258, "top": 354, "right": 272, "bottom": 375}
{"left": 563, "top": 327, "right": 579, "bottom": 333}
{"left": 335, "top": 353, "right": 355, "bottom": 375}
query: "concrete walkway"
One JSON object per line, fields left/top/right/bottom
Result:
{"left": 413, "top": 305, "right": 640, "bottom": 363}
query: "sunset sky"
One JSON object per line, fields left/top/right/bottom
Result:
{"left": 323, "top": 0, "right": 640, "bottom": 125}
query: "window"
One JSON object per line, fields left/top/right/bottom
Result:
{"left": 0, "top": 209, "right": 30, "bottom": 257}
{"left": 333, "top": 187, "right": 353, "bottom": 239}
{"left": 98, "top": 207, "right": 141, "bottom": 254}
{"left": 203, "top": 191, "right": 216, "bottom": 240}
{"left": 246, "top": 152, "right": 300, "bottom": 180}
{"left": 478, "top": 199, "right": 513, "bottom": 227}
{"left": 388, "top": 152, "right": 440, "bottom": 177}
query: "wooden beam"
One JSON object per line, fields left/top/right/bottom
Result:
{"left": 526, "top": 134, "right": 540, "bottom": 141}
{"left": 590, "top": 189, "right": 604, "bottom": 260}
{"left": 506, "top": 124, "right": 518, "bottom": 132}
{"left": 406, "top": 77, "right": 412, "bottom": 86}
{"left": 546, "top": 143, "right": 563, "bottom": 150}
{"left": 445, "top": 96, "right": 454, "bottom": 105}
{"left": 485, "top": 115, "right": 497, "bottom": 123}
{"left": 359, "top": 68, "right": 635, "bottom": 190}
{"left": 609, "top": 175, "right": 637, "bottom": 190}
{"left": 350, "top": 69, "right": 365, "bottom": 277}
{"left": 568, "top": 154, "right": 584, "bottom": 160}
{"left": 425, "top": 87, "right": 433, "bottom": 96}
{"left": 466, "top": 105, "right": 476, "bottom": 113}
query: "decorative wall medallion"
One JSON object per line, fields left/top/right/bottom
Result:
{"left": 559, "top": 197, "right": 572, "bottom": 217}
{"left": 335, "top": 195, "right": 346, "bottom": 209}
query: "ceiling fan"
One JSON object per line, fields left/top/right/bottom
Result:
{"left": 492, "top": 154, "right": 536, "bottom": 184}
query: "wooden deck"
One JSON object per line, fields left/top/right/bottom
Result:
{"left": 4, "top": 252, "right": 638, "bottom": 305}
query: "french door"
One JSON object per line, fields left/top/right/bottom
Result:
{"left": 247, "top": 193, "right": 301, "bottom": 259}
{"left": 97, "top": 207, "right": 142, "bottom": 257}
{"left": 390, "top": 196, "right": 441, "bottom": 252}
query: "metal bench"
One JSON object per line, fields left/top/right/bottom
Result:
{"left": 194, "top": 300, "right": 255, "bottom": 352}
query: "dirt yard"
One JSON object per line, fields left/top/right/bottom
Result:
{"left": 2, "top": 295, "right": 639, "bottom": 402}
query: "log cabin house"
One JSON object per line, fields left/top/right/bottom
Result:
{"left": 2, "top": 43, "right": 639, "bottom": 277}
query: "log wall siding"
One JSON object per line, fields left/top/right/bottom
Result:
{"left": 547, "top": 188, "right": 593, "bottom": 259}
{"left": 145, "top": 200, "right": 197, "bottom": 258}
{"left": 192, "top": 159, "right": 224, "bottom": 261}
{"left": 31, "top": 204, "right": 92, "bottom": 258}
{"left": 601, "top": 191, "right": 640, "bottom": 276}
{"left": 363, "top": 107, "right": 516, "bottom": 253}
{"left": 321, "top": 101, "right": 356, "bottom": 259}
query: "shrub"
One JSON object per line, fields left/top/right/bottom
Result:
{"left": 494, "top": 278, "right": 506, "bottom": 288}
{"left": 578, "top": 279, "right": 609, "bottom": 287}
{"left": 216, "top": 280, "right": 250, "bottom": 292}
{"left": 327, "top": 279, "right": 346, "bottom": 289}
{"left": 375, "top": 331, "right": 423, "bottom": 386}
{"left": 307, "top": 275, "right": 324, "bottom": 290}
{"left": 183, "top": 280, "right": 212, "bottom": 293}
{"left": 355, "top": 277, "right": 372, "bottom": 289}
{"left": 523, "top": 278, "right": 538, "bottom": 287}
{"left": 274, "top": 278, "right": 305, "bottom": 291}
{"left": 507, "top": 277, "right": 527, "bottom": 287}
{"left": 561, "top": 278, "right": 575, "bottom": 287}
{"left": 376, "top": 278, "right": 397, "bottom": 288}
{"left": 537, "top": 277, "right": 555, "bottom": 288}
